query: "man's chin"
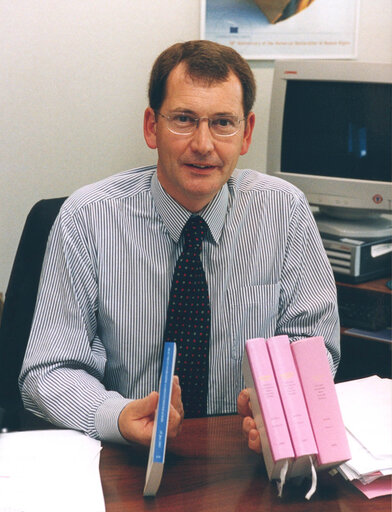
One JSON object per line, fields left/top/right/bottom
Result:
{"left": 183, "top": 182, "right": 224, "bottom": 210}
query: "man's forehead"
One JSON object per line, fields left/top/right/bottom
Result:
{"left": 164, "top": 63, "right": 244, "bottom": 113}
{"left": 169, "top": 61, "right": 233, "bottom": 88}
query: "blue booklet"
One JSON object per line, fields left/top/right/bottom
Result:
{"left": 143, "top": 342, "right": 177, "bottom": 496}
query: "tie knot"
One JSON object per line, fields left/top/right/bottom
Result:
{"left": 182, "top": 216, "right": 208, "bottom": 250}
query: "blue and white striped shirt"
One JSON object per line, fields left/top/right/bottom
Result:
{"left": 20, "top": 166, "right": 340, "bottom": 443}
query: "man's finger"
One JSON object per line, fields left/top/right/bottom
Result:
{"left": 237, "top": 388, "right": 252, "bottom": 417}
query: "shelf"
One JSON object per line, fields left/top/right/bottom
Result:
{"left": 336, "top": 276, "right": 392, "bottom": 295}
{"left": 335, "top": 276, "right": 392, "bottom": 382}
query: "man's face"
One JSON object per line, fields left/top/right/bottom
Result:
{"left": 144, "top": 63, "right": 255, "bottom": 212}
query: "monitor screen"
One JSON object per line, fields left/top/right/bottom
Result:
{"left": 281, "top": 80, "right": 391, "bottom": 183}
{"left": 267, "top": 60, "right": 392, "bottom": 238}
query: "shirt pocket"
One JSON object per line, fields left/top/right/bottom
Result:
{"left": 227, "top": 283, "right": 280, "bottom": 361}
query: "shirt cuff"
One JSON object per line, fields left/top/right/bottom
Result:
{"left": 95, "top": 396, "right": 133, "bottom": 444}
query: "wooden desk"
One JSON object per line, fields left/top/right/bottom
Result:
{"left": 100, "top": 415, "right": 390, "bottom": 511}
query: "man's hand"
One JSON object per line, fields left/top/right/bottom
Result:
{"left": 237, "top": 388, "right": 262, "bottom": 454}
{"left": 118, "top": 375, "right": 184, "bottom": 445}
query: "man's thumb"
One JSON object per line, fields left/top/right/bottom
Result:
{"left": 133, "top": 391, "right": 159, "bottom": 417}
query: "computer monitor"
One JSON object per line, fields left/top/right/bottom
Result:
{"left": 266, "top": 60, "right": 392, "bottom": 239}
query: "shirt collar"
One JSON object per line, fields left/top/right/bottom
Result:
{"left": 151, "top": 170, "right": 228, "bottom": 244}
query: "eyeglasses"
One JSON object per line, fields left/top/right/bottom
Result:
{"left": 156, "top": 111, "right": 245, "bottom": 137}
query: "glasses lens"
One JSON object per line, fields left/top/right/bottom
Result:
{"left": 169, "top": 114, "right": 196, "bottom": 134}
{"left": 161, "top": 112, "right": 243, "bottom": 137}
{"left": 210, "top": 116, "right": 240, "bottom": 136}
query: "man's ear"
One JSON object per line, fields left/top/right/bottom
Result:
{"left": 240, "top": 111, "right": 256, "bottom": 156}
{"left": 144, "top": 107, "right": 157, "bottom": 149}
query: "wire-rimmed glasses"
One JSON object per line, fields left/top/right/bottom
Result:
{"left": 156, "top": 111, "right": 245, "bottom": 137}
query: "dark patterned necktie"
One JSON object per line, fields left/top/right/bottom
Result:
{"left": 163, "top": 216, "right": 210, "bottom": 418}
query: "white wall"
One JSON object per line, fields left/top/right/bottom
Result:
{"left": 1, "top": 0, "right": 391, "bottom": 293}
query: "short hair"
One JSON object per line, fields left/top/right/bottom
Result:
{"left": 148, "top": 40, "right": 256, "bottom": 118}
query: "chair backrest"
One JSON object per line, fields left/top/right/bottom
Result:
{"left": 0, "top": 197, "right": 67, "bottom": 430}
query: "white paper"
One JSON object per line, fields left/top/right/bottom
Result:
{"left": 335, "top": 376, "right": 392, "bottom": 490}
{"left": 339, "top": 429, "right": 392, "bottom": 480}
{"left": 335, "top": 376, "right": 392, "bottom": 458}
{"left": 0, "top": 429, "right": 104, "bottom": 512}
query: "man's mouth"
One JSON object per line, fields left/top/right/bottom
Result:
{"left": 187, "top": 163, "right": 215, "bottom": 170}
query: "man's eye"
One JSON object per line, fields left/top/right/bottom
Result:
{"left": 173, "top": 115, "right": 195, "bottom": 124}
{"left": 213, "top": 117, "right": 235, "bottom": 127}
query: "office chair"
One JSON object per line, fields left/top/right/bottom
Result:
{"left": 0, "top": 197, "right": 67, "bottom": 430}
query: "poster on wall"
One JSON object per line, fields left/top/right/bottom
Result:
{"left": 200, "top": 0, "right": 360, "bottom": 60}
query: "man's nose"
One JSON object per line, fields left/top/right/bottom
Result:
{"left": 190, "top": 119, "right": 215, "bottom": 154}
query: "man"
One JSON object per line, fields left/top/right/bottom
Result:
{"left": 19, "top": 40, "right": 340, "bottom": 448}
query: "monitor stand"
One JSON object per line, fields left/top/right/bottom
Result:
{"left": 314, "top": 211, "right": 392, "bottom": 240}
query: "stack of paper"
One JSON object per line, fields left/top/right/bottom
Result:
{"left": 335, "top": 375, "right": 392, "bottom": 499}
{"left": 0, "top": 429, "right": 105, "bottom": 512}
